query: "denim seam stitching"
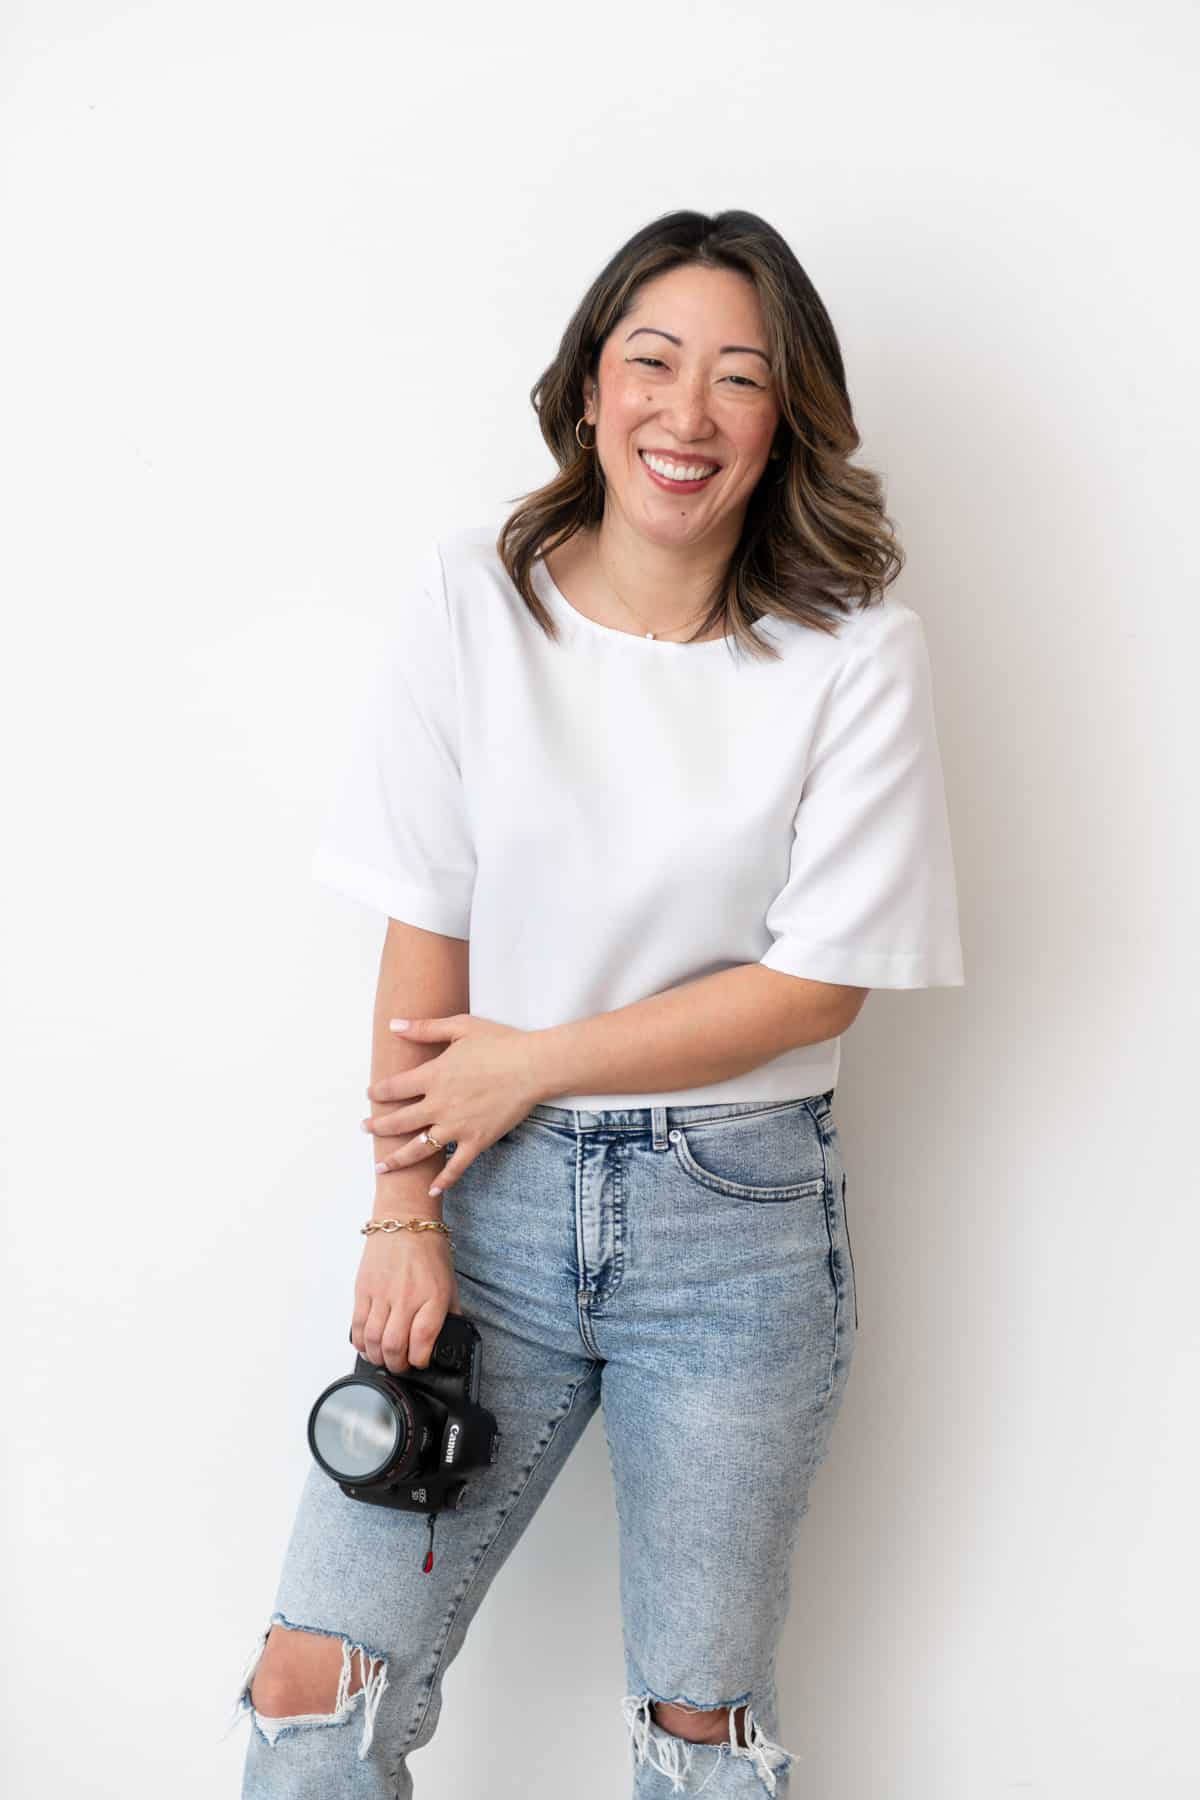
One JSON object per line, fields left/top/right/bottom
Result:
{"left": 573, "top": 1128, "right": 589, "bottom": 1300}
{"left": 393, "top": 1365, "right": 602, "bottom": 1763}
{"left": 841, "top": 1169, "right": 860, "bottom": 1330}
{"left": 818, "top": 1131, "right": 840, "bottom": 1406}
{"left": 590, "top": 1142, "right": 627, "bottom": 1306}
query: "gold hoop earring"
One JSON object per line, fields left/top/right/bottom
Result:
{"left": 575, "top": 416, "right": 595, "bottom": 450}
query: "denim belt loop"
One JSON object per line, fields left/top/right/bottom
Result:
{"left": 651, "top": 1106, "right": 669, "bottom": 1149}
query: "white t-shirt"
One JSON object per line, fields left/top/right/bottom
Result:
{"left": 311, "top": 520, "right": 965, "bottom": 1107}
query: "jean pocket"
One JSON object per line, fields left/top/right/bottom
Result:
{"left": 668, "top": 1103, "right": 827, "bottom": 1203}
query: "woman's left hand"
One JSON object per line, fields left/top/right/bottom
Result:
{"left": 361, "top": 1014, "right": 547, "bottom": 1195}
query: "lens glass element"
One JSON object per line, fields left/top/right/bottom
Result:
{"left": 311, "top": 1379, "right": 403, "bottom": 1480}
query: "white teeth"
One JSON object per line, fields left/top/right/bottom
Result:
{"left": 641, "top": 452, "right": 717, "bottom": 483}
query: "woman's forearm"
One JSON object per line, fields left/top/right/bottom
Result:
{"left": 367, "top": 920, "right": 470, "bottom": 1220}
{"left": 525, "top": 963, "right": 867, "bottom": 1102}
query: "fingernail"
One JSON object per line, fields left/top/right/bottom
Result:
{"left": 389, "top": 1018, "right": 410, "bottom": 1031}
{"left": 428, "top": 1184, "right": 442, "bottom": 1197}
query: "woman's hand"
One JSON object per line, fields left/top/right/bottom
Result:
{"left": 351, "top": 1229, "right": 462, "bottom": 1373}
{"left": 360, "top": 1013, "right": 546, "bottom": 1196}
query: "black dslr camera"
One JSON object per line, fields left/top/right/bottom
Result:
{"left": 307, "top": 1312, "right": 501, "bottom": 1514}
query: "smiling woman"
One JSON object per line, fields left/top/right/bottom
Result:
{"left": 623, "top": 313, "right": 774, "bottom": 495}
{"left": 231, "top": 209, "right": 966, "bottom": 1800}
{"left": 498, "top": 207, "right": 903, "bottom": 657}
{"left": 535, "top": 261, "right": 787, "bottom": 641}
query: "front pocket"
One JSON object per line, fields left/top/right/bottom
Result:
{"left": 668, "top": 1106, "right": 827, "bottom": 1203}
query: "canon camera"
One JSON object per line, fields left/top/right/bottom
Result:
{"left": 307, "top": 1312, "right": 501, "bottom": 1514}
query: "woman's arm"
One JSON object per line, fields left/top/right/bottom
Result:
{"left": 349, "top": 919, "right": 470, "bottom": 1372}
{"left": 367, "top": 918, "right": 470, "bottom": 1221}
{"left": 367, "top": 964, "right": 867, "bottom": 1201}
{"left": 524, "top": 963, "right": 868, "bottom": 1102}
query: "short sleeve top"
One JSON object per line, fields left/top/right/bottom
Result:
{"left": 311, "top": 521, "right": 966, "bottom": 1107}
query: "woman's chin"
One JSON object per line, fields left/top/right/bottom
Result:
{"left": 626, "top": 493, "right": 717, "bottom": 541}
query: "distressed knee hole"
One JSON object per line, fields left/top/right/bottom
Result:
{"left": 620, "top": 1691, "right": 796, "bottom": 1796}
{"left": 249, "top": 1623, "right": 376, "bottom": 1716}
{"left": 651, "top": 1699, "right": 750, "bottom": 1746}
{"left": 225, "top": 1614, "right": 390, "bottom": 1761}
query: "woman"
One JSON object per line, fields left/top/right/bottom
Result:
{"left": 228, "top": 208, "right": 965, "bottom": 1798}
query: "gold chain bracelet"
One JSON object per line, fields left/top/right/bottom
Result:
{"left": 362, "top": 1216, "right": 454, "bottom": 1247}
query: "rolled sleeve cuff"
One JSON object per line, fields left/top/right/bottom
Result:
{"left": 311, "top": 846, "right": 472, "bottom": 939}
{"left": 759, "top": 934, "right": 965, "bottom": 989}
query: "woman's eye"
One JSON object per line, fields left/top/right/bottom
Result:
{"left": 629, "top": 354, "right": 759, "bottom": 390}
{"left": 629, "top": 356, "right": 760, "bottom": 389}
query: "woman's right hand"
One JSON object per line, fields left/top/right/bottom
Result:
{"left": 350, "top": 1226, "right": 462, "bottom": 1374}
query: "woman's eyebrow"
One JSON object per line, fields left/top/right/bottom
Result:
{"left": 625, "top": 325, "right": 770, "bottom": 366}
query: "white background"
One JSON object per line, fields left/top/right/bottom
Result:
{"left": 3, "top": 3, "right": 1197, "bottom": 1796}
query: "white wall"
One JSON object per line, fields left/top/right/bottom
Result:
{"left": 3, "top": 4, "right": 1196, "bottom": 1796}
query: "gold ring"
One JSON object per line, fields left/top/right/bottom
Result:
{"left": 422, "top": 1128, "right": 443, "bottom": 1150}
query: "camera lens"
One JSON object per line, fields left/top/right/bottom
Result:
{"left": 309, "top": 1377, "right": 409, "bottom": 1482}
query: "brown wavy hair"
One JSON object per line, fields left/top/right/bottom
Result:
{"left": 496, "top": 208, "right": 904, "bottom": 662}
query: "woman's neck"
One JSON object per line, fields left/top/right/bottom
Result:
{"left": 572, "top": 517, "right": 734, "bottom": 641}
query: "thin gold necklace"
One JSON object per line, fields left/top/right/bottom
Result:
{"left": 596, "top": 548, "right": 715, "bottom": 642}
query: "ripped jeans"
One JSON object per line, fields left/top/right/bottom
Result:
{"left": 225, "top": 1090, "right": 857, "bottom": 1797}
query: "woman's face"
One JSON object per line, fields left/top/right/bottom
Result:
{"left": 583, "top": 263, "right": 782, "bottom": 552}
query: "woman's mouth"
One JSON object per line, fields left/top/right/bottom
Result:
{"left": 638, "top": 449, "right": 721, "bottom": 494}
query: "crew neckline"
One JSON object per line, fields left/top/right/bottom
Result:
{"left": 533, "top": 554, "right": 735, "bottom": 656}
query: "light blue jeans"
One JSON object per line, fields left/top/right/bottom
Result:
{"left": 226, "top": 1090, "right": 857, "bottom": 1797}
